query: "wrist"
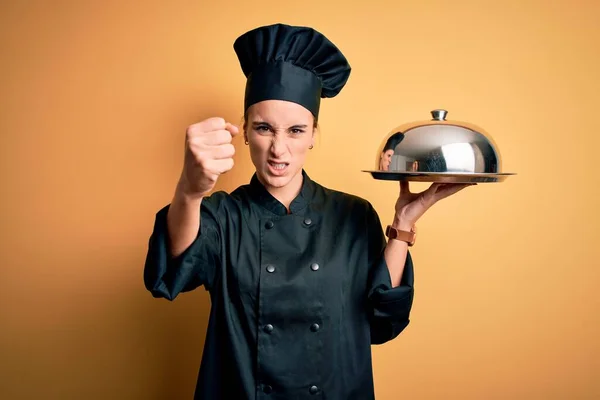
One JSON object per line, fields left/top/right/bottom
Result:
{"left": 174, "top": 181, "right": 204, "bottom": 205}
{"left": 392, "top": 214, "right": 414, "bottom": 231}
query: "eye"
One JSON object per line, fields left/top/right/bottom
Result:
{"left": 290, "top": 128, "right": 305, "bottom": 135}
{"left": 254, "top": 125, "right": 271, "bottom": 133}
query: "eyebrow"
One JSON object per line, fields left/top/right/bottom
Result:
{"left": 252, "top": 122, "right": 308, "bottom": 129}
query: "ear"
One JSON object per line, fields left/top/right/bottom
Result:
{"left": 242, "top": 116, "right": 248, "bottom": 142}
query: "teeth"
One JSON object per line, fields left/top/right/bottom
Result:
{"left": 270, "top": 162, "right": 286, "bottom": 170}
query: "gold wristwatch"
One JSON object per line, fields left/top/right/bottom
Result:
{"left": 385, "top": 225, "right": 416, "bottom": 246}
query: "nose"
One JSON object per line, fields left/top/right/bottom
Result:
{"left": 270, "top": 135, "right": 287, "bottom": 158}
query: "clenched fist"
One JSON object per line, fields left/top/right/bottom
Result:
{"left": 177, "top": 117, "right": 239, "bottom": 199}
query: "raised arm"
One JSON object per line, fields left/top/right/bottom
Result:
{"left": 144, "top": 117, "right": 238, "bottom": 299}
{"left": 167, "top": 117, "right": 239, "bottom": 256}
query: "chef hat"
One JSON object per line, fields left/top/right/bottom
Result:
{"left": 233, "top": 23, "right": 351, "bottom": 118}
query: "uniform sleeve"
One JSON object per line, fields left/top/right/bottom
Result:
{"left": 366, "top": 202, "right": 415, "bottom": 345}
{"left": 143, "top": 196, "right": 222, "bottom": 300}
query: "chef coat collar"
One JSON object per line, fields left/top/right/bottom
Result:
{"left": 249, "top": 169, "right": 316, "bottom": 216}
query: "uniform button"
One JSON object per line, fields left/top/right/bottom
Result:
{"left": 309, "top": 385, "right": 319, "bottom": 394}
{"left": 265, "top": 221, "right": 274, "bottom": 229}
{"left": 263, "top": 384, "right": 273, "bottom": 394}
{"left": 310, "top": 263, "right": 319, "bottom": 271}
{"left": 310, "top": 323, "right": 320, "bottom": 332}
{"left": 264, "top": 324, "right": 274, "bottom": 333}
{"left": 266, "top": 264, "right": 275, "bottom": 273}
{"left": 303, "top": 218, "right": 312, "bottom": 226}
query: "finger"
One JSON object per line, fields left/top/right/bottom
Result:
{"left": 210, "top": 143, "right": 235, "bottom": 160}
{"left": 202, "top": 129, "right": 235, "bottom": 146}
{"left": 422, "top": 183, "right": 441, "bottom": 197}
{"left": 195, "top": 117, "right": 227, "bottom": 133}
{"left": 225, "top": 122, "right": 240, "bottom": 136}
{"left": 399, "top": 180, "right": 410, "bottom": 195}
{"left": 434, "top": 183, "right": 473, "bottom": 201}
{"left": 207, "top": 158, "right": 235, "bottom": 174}
{"left": 188, "top": 130, "right": 231, "bottom": 148}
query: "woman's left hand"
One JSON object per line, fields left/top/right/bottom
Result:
{"left": 393, "top": 181, "right": 475, "bottom": 229}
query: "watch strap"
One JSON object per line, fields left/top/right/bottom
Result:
{"left": 385, "top": 225, "right": 416, "bottom": 246}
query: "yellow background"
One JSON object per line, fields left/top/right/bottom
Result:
{"left": 1, "top": 0, "right": 599, "bottom": 399}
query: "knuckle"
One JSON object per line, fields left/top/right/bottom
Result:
{"left": 186, "top": 125, "right": 198, "bottom": 138}
{"left": 203, "top": 117, "right": 226, "bottom": 131}
{"left": 209, "top": 116, "right": 226, "bottom": 125}
{"left": 220, "top": 130, "right": 232, "bottom": 143}
{"left": 187, "top": 135, "right": 201, "bottom": 148}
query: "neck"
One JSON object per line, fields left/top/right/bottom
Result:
{"left": 260, "top": 171, "right": 304, "bottom": 213}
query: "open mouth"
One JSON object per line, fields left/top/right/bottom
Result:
{"left": 267, "top": 161, "right": 289, "bottom": 174}
{"left": 269, "top": 162, "right": 288, "bottom": 169}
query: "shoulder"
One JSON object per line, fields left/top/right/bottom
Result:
{"left": 311, "top": 180, "right": 384, "bottom": 237}
{"left": 199, "top": 183, "right": 252, "bottom": 213}
{"left": 312, "top": 180, "right": 376, "bottom": 214}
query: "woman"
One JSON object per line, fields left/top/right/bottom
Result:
{"left": 144, "top": 23, "right": 472, "bottom": 399}
{"left": 379, "top": 132, "right": 405, "bottom": 171}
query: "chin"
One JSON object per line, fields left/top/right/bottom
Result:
{"left": 262, "top": 174, "right": 291, "bottom": 188}
{"left": 258, "top": 167, "right": 300, "bottom": 189}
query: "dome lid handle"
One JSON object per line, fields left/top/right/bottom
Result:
{"left": 431, "top": 109, "right": 448, "bottom": 121}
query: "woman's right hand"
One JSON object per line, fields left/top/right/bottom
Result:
{"left": 177, "top": 117, "right": 239, "bottom": 200}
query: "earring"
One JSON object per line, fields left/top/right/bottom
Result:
{"left": 245, "top": 139, "right": 249, "bottom": 145}
{"left": 309, "top": 144, "right": 314, "bottom": 150}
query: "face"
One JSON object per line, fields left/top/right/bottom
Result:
{"left": 244, "top": 100, "right": 315, "bottom": 191}
{"left": 379, "top": 149, "right": 394, "bottom": 171}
